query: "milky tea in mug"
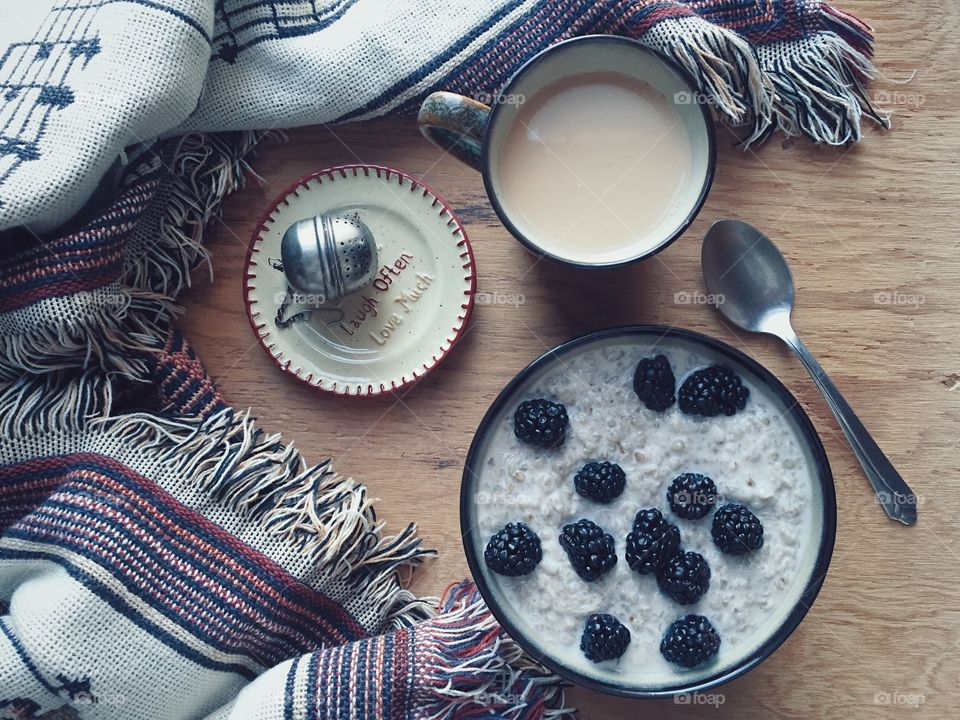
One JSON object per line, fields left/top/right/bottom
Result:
{"left": 418, "top": 37, "right": 715, "bottom": 268}
{"left": 495, "top": 70, "right": 698, "bottom": 264}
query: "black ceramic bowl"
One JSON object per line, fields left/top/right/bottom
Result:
{"left": 461, "top": 325, "right": 836, "bottom": 698}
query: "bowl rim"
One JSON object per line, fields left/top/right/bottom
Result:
{"left": 480, "top": 35, "right": 718, "bottom": 270}
{"left": 459, "top": 324, "right": 837, "bottom": 698}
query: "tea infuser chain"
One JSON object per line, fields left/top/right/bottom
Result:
{"left": 269, "top": 258, "right": 346, "bottom": 329}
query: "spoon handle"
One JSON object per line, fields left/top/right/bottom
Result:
{"left": 780, "top": 332, "right": 918, "bottom": 525}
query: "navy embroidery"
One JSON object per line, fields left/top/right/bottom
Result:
{"left": 0, "top": 1, "right": 207, "bottom": 194}
{"left": 52, "top": 676, "right": 96, "bottom": 705}
{"left": 0, "top": 621, "right": 84, "bottom": 715}
{"left": 0, "top": 2, "right": 102, "bottom": 190}
{"left": 213, "top": 0, "right": 360, "bottom": 63}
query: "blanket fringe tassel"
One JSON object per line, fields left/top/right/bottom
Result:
{"left": 0, "top": 131, "right": 281, "bottom": 381}
{"left": 760, "top": 38, "right": 889, "bottom": 146}
{"left": 416, "top": 580, "right": 573, "bottom": 720}
{"left": 0, "top": 287, "right": 168, "bottom": 381}
{"left": 0, "top": 369, "right": 435, "bottom": 632}
{"left": 641, "top": 15, "right": 773, "bottom": 132}
{"left": 120, "top": 130, "right": 281, "bottom": 298}
{"left": 639, "top": 3, "right": 889, "bottom": 146}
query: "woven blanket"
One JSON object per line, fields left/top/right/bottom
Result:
{"left": 0, "top": 1, "right": 886, "bottom": 718}
{"left": 0, "top": 0, "right": 887, "bottom": 234}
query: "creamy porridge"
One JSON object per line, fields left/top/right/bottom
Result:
{"left": 465, "top": 331, "right": 830, "bottom": 690}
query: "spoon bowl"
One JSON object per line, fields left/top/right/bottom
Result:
{"left": 702, "top": 219, "right": 796, "bottom": 334}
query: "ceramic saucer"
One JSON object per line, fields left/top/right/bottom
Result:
{"left": 244, "top": 164, "right": 476, "bottom": 396}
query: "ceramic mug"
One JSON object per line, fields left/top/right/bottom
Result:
{"left": 417, "top": 35, "right": 716, "bottom": 269}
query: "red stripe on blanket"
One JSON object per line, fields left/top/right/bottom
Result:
{"left": 0, "top": 453, "right": 367, "bottom": 663}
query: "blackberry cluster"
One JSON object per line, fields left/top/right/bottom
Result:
{"left": 667, "top": 473, "right": 718, "bottom": 520}
{"left": 712, "top": 503, "right": 764, "bottom": 555}
{"left": 678, "top": 365, "right": 749, "bottom": 417}
{"left": 633, "top": 354, "right": 676, "bottom": 412}
{"left": 513, "top": 398, "right": 568, "bottom": 448}
{"left": 656, "top": 551, "right": 711, "bottom": 605}
{"left": 574, "top": 461, "right": 626, "bottom": 504}
{"left": 559, "top": 519, "right": 617, "bottom": 581}
{"left": 484, "top": 522, "right": 542, "bottom": 576}
{"left": 495, "top": 357, "right": 770, "bottom": 669}
{"left": 660, "top": 614, "right": 721, "bottom": 668}
{"left": 624, "top": 508, "right": 681, "bottom": 575}
{"left": 580, "top": 613, "right": 631, "bottom": 662}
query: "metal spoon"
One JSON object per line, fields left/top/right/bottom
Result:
{"left": 702, "top": 219, "right": 917, "bottom": 526}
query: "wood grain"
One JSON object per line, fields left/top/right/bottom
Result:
{"left": 180, "top": 4, "right": 960, "bottom": 717}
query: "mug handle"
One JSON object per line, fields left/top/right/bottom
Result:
{"left": 417, "top": 91, "right": 491, "bottom": 172}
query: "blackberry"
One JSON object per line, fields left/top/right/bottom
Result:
{"left": 667, "top": 473, "right": 718, "bottom": 520}
{"left": 657, "top": 551, "right": 711, "bottom": 605}
{"left": 580, "top": 613, "right": 631, "bottom": 662}
{"left": 559, "top": 519, "right": 617, "bottom": 581}
{"left": 484, "top": 522, "right": 542, "bottom": 576}
{"left": 633, "top": 354, "right": 676, "bottom": 412}
{"left": 574, "top": 461, "right": 626, "bottom": 503}
{"left": 712, "top": 503, "right": 764, "bottom": 555}
{"left": 678, "top": 365, "right": 749, "bottom": 417}
{"left": 660, "top": 615, "right": 721, "bottom": 668}
{"left": 624, "top": 509, "right": 681, "bottom": 575}
{"left": 514, "top": 399, "right": 568, "bottom": 448}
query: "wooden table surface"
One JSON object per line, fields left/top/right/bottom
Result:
{"left": 181, "top": 4, "right": 959, "bottom": 717}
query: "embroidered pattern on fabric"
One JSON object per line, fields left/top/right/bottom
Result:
{"left": 0, "top": 3, "right": 100, "bottom": 189}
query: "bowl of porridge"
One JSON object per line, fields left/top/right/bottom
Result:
{"left": 461, "top": 325, "right": 836, "bottom": 697}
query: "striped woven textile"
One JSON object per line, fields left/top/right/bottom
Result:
{"left": 0, "top": 368, "right": 564, "bottom": 718}
{"left": 0, "top": 1, "right": 885, "bottom": 718}
{"left": 0, "top": 0, "right": 886, "bottom": 234}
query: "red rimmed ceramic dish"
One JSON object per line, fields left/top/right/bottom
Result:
{"left": 244, "top": 164, "right": 476, "bottom": 397}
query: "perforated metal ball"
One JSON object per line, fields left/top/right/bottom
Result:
{"left": 280, "top": 212, "right": 378, "bottom": 303}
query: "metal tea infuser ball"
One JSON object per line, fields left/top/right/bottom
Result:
{"left": 280, "top": 211, "right": 378, "bottom": 304}
{"left": 271, "top": 211, "right": 378, "bottom": 328}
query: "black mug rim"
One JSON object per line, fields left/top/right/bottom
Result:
{"left": 479, "top": 35, "right": 718, "bottom": 269}
{"left": 460, "top": 324, "right": 837, "bottom": 699}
